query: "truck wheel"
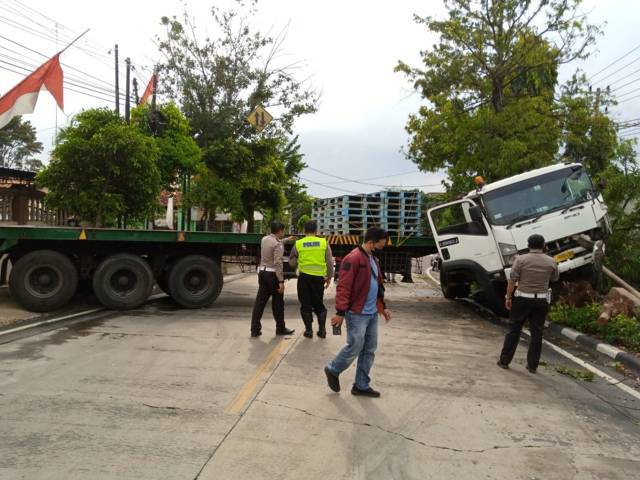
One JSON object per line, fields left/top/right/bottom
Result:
{"left": 92, "top": 254, "right": 154, "bottom": 310}
{"left": 9, "top": 250, "right": 78, "bottom": 312}
{"left": 168, "top": 255, "right": 223, "bottom": 308}
{"left": 440, "top": 273, "right": 470, "bottom": 299}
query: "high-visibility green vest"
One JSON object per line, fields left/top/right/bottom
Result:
{"left": 296, "top": 236, "right": 328, "bottom": 277}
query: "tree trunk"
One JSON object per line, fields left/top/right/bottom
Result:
{"left": 491, "top": 79, "right": 504, "bottom": 113}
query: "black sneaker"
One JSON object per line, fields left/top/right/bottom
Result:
{"left": 276, "top": 328, "right": 295, "bottom": 336}
{"left": 303, "top": 330, "right": 313, "bottom": 338}
{"left": 526, "top": 365, "right": 537, "bottom": 373}
{"left": 317, "top": 329, "right": 326, "bottom": 339}
{"left": 496, "top": 360, "right": 509, "bottom": 370}
{"left": 351, "top": 386, "right": 381, "bottom": 398}
{"left": 251, "top": 331, "right": 262, "bottom": 338}
{"left": 324, "top": 366, "right": 340, "bottom": 392}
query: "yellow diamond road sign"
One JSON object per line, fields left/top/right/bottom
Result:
{"left": 247, "top": 105, "right": 273, "bottom": 132}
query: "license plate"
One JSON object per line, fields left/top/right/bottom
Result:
{"left": 554, "top": 250, "right": 575, "bottom": 263}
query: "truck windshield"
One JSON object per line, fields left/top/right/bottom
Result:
{"left": 482, "top": 166, "right": 595, "bottom": 226}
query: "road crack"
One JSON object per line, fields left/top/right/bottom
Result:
{"left": 256, "top": 399, "right": 554, "bottom": 454}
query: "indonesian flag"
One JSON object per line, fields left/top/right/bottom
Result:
{"left": 0, "top": 54, "right": 64, "bottom": 130}
{"left": 139, "top": 73, "right": 156, "bottom": 105}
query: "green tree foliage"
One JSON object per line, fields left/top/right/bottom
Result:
{"left": 182, "top": 164, "right": 241, "bottom": 229}
{"left": 157, "top": 1, "right": 317, "bottom": 226}
{"left": 37, "top": 109, "right": 161, "bottom": 227}
{"left": 0, "top": 116, "right": 43, "bottom": 170}
{"left": 558, "top": 77, "right": 640, "bottom": 286}
{"left": 397, "top": 0, "right": 600, "bottom": 193}
{"left": 132, "top": 102, "right": 202, "bottom": 191}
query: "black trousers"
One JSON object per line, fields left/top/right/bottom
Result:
{"left": 251, "top": 271, "right": 285, "bottom": 334}
{"left": 297, "top": 272, "right": 327, "bottom": 316}
{"left": 499, "top": 296, "right": 549, "bottom": 369}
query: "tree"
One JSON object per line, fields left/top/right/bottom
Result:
{"left": 397, "top": 0, "right": 600, "bottom": 193}
{"left": 559, "top": 75, "right": 618, "bottom": 173}
{"left": 182, "top": 164, "right": 242, "bottom": 229}
{"left": 131, "top": 102, "right": 202, "bottom": 191}
{"left": 157, "top": 2, "right": 317, "bottom": 225}
{"left": 0, "top": 116, "right": 43, "bottom": 170}
{"left": 37, "top": 108, "right": 161, "bottom": 227}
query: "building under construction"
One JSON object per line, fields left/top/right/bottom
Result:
{"left": 312, "top": 190, "right": 423, "bottom": 237}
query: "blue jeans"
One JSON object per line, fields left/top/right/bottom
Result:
{"left": 326, "top": 312, "right": 378, "bottom": 390}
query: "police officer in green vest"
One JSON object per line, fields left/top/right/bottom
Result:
{"left": 289, "top": 220, "right": 335, "bottom": 338}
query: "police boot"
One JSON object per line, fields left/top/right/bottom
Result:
{"left": 301, "top": 311, "right": 314, "bottom": 338}
{"left": 317, "top": 311, "right": 327, "bottom": 339}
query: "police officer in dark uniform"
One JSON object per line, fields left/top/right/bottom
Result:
{"left": 497, "top": 234, "right": 559, "bottom": 373}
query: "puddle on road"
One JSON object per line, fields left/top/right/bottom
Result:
{"left": 0, "top": 313, "right": 116, "bottom": 362}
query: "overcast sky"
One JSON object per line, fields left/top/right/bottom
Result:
{"left": 1, "top": 0, "right": 639, "bottom": 198}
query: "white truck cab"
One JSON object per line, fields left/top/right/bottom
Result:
{"left": 428, "top": 163, "right": 610, "bottom": 314}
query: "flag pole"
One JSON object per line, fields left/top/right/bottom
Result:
{"left": 58, "top": 28, "right": 90, "bottom": 55}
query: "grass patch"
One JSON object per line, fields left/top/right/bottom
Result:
{"left": 549, "top": 302, "right": 640, "bottom": 353}
{"left": 556, "top": 366, "right": 595, "bottom": 382}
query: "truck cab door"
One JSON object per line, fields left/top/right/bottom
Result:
{"left": 428, "top": 200, "right": 502, "bottom": 273}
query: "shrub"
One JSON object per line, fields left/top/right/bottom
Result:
{"left": 550, "top": 302, "right": 640, "bottom": 353}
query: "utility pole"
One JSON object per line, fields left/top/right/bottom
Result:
{"left": 125, "top": 57, "right": 131, "bottom": 123}
{"left": 151, "top": 68, "right": 157, "bottom": 112}
{"left": 132, "top": 78, "right": 139, "bottom": 105}
{"left": 114, "top": 45, "right": 120, "bottom": 115}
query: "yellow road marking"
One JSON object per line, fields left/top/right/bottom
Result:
{"left": 225, "top": 339, "right": 289, "bottom": 414}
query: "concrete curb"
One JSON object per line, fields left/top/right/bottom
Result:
{"left": 547, "top": 322, "right": 640, "bottom": 375}
{"left": 426, "top": 268, "right": 640, "bottom": 375}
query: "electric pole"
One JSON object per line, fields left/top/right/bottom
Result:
{"left": 125, "top": 57, "right": 131, "bottom": 123}
{"left": 114, "top": 44, "right": 120, "bottom": 115}
{"left": 132, "top": 78, "right": 139, "bottom": 105}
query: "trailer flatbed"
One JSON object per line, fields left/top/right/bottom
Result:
{"left": 0, "top": 226, "right": 436, "bottom": 313}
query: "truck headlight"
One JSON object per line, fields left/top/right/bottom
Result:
{"left": 499, "top": 243, "right": 518, "bottom": 265}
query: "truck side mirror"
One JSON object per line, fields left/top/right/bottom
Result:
{"left": 469, "top": 205, "right": 483, "bottom": 223}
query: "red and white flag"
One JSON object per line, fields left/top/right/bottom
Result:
{"left": 0, "top": 54, "right": 64, "bottom": 130}
{"left": 139, "top": 73, "right": 157, "bottom": 105}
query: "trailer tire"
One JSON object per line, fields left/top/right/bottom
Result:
{"left": 168, "top": 255, "right": 223, "bottom": 308}
{"left": 9, "top": 250, "right": 78, "bottom": 312}
{"left": 92, "top": 254, "right": 154, "bottom": 310}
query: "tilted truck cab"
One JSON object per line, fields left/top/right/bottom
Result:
{"left": 428, "top": 163, "right": 611, "bottom": 315}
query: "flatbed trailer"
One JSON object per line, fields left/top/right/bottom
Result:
{"left": 0, "top": 226, "right": 436, "bottom": 312}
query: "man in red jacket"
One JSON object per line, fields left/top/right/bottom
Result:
{"left": 324, "top": 227, "right": 392, "bottom": 397}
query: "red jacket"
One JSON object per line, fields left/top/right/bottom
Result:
{"left": 335, "top": 246, "right": 385, "bottom": 316}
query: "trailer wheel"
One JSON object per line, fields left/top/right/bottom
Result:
{"left": 168, "top": 255, "right": 223, "bottom": 308}
{"left": 9, "top": 250, "right": 78, "bottom": 312}
{"left": 92, "top": 254, "right": 154, "bottom": 310}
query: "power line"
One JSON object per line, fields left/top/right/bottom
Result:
{"left": 609, "top": 76, "right": 640, "bottom": 93}
{"left": 0, "top": 55, "right": 131, "bottom": 102}
{"left": 299, "top": 176, "right": 363, "bottom": 195}
{"left": 331, "top": 169, "right": 422, "bottom": 184}
{"left": 0, "top": 49, "right": 125, "bottom": 99}
{"left": 606, "top": 67, "right": 640, "bottom": 88}
{"left": 617, "top": 94, "right": 640, "bottom": 105}
{"left": 2, "top": 0, "right": 112, "bottom": 60}
{"left": 589, "top": 42, "right": 640, "bottom": 81}
{"left": 0, "top": 35, "right": 128, "bottom": 100}
{"left": 590, "top": 55, "right": 640, "bottom": 85}
{"left": 616, "top": 86, "right": 640, "bottom": 99}
{"left": 305, "top": 166, "right": 441, "bottom": 188}
{"left": 0, "top": 59, "right": 119, "bottom": 104}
